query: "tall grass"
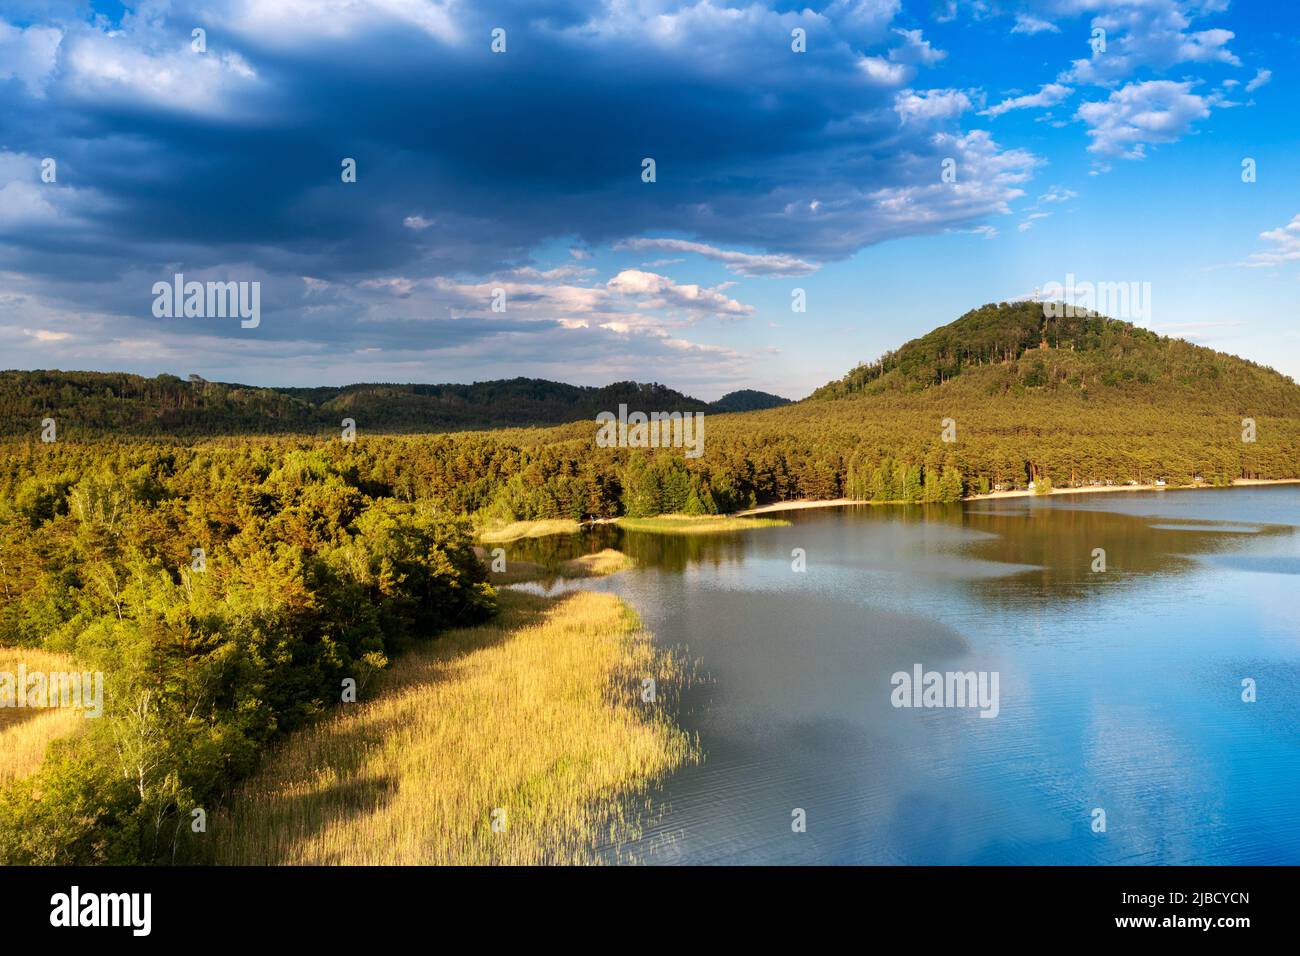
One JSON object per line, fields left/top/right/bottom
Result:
{"left": 474, "top": 547, "right": 633, "bottom": 584}
{"left": 558, "top": 548, "right": 633, "bottom": 578}
{"left": 213, "top": 589, "right": 695, "bottom": 865}
{"left": 478, "top": 519, "right": 582, "bottom": 543}
{"left": 0, "top": 648, "right": 87, "bottom": 787}
{"left": 616, "top": 514, "right": 790, "bottom": 534}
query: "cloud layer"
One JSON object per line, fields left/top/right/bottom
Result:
{"left": 0, "top": 0, "right": 1277, "bottom": 394}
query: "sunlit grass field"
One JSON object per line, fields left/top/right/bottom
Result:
{"left": 478, "top": 519, "right": 583, "bottom": 543}
{"left": 0, "top": 647, "right": 87, "bottom": 788}
{"left": 214, "top": 589, "right": 695, "bottom": 864}
{"left": 616, "top": 515, "right": 790, "bottom": 534}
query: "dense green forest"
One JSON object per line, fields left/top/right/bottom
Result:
{"left": 2, "top": 301, "right": 1298, "bottom": 863}
{"left": 705, "top": 389, "right": 792, "bottom": 413}
{"left": 0, "top": 442, "right": 496, "bottom": 863}
{"left": 326, "top": 303, "right": 1298, "bottom": 518}
{"left": 0, "top": 371, "right": 787, "bottom": 436}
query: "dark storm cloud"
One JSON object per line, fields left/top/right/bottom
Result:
{"left": 0, "top": 0, "right": 1035, "bottom": 371}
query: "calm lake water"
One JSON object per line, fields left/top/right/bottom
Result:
{"left": 512, "top": 487, "right": 1300, "bottom": 865}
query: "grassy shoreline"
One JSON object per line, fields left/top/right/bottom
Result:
{"left": 482, "top": 514, "right": 793, "bottom": 542}
{"left": 615, "top": 514, "right": 790, "bottom": 534}
{"left": 213, "top": 589, "right": 695, "bottom": 865}
{"left": 475, "top": 546, "right": 634, "bottom": 584}
{"left": 557, "top": 549, "right": 635, "bottom": 578}
{"left": 478, "top": 519, "right": 583, "bottom": 543}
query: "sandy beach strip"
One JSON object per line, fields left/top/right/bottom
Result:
{"left": 734, "top": 479, "right": 1300, "bottom": 516}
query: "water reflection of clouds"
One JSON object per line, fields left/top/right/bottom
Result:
{"left": 513, "top": 489, "right": 1300, "bottom": 863}
{"left": 1017, "top": 487, "right": 1300, "bottom": 528}
{"left": 1081, "top": 704, "right": 1223, "bottom": 865}
{"left": 1198, "top": 555, "right": 1300, "bottom": 575}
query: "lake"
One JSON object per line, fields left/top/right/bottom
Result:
{"left": 511, "top": 487, "right": 1300, "bottom": 865}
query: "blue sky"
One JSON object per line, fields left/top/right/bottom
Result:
{"left": 0, "top": 0, "right": 1296, "bottom": 400}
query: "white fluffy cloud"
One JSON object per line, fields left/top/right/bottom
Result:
{"left": 1243, "top": 215, "right": 1300, "bottom": 269}
{"left": 888, "top": 28, "right": 946, "bottom": 66}
{"left": 1245, "top": 68, "right": 1272, "bottom": 93}
{"left": 862, "top": 129, "right": 1038, "bottom": 233}
{"left": 606, "top": 269, "right": 753, "bottom": 319}
{"left": 1038, "top": 186, "right": 1078, "bottom": 203}
{"left": 963, "top": 2, "right": 1261, "bottom": 163}
{"left": 857, "top": 55, "right": 910, "bottom": 85}
{"left": 60, "top": 26, "right": 259, "bottom": 116}
{"left": 217, "top": 0, "right": 461, "bottom": 46}
{"left": 895, "top": 88, "right": 972, "bottom": 123}
{"left": 1075, "top": 80, "right": 1211, "bottom": 158}
{"left": 823, "top": 0, "right": 903, "bottom": 45}
{"left": 0, "top": 150, "right": 103, "bottom": 229}
{"left": 1059, "top": 1, "right": 1239, "bottom": 86}
{"left": 349, "top": 262, "right": 756, "bottom": 340}
{"left": 0, "top": 20, "right": 62, "bottom": 96}
{"left": 1011, "top": 14, "right": 1059, "bottom": 35}
{"left": 981, "top": 82, "right": 1073, "bottom": 117}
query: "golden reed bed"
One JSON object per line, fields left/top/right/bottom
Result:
{"left": 214, "top": 589, "right": 695, "bottom": 865}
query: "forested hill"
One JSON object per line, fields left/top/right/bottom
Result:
{"left": 269, "top": 379, "right": 714, "bottom": 429}
{"left": 3, "top": 302, "right": 1296, "bottom": 443}
{"left": 812, "top": 301, "right": 1300, "bottom": 414}
{"left": 0, "top": 371, "right": 789, "bottom": 436}
{"left": 707, "top": 389, "right": 793, "bottom": 413}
